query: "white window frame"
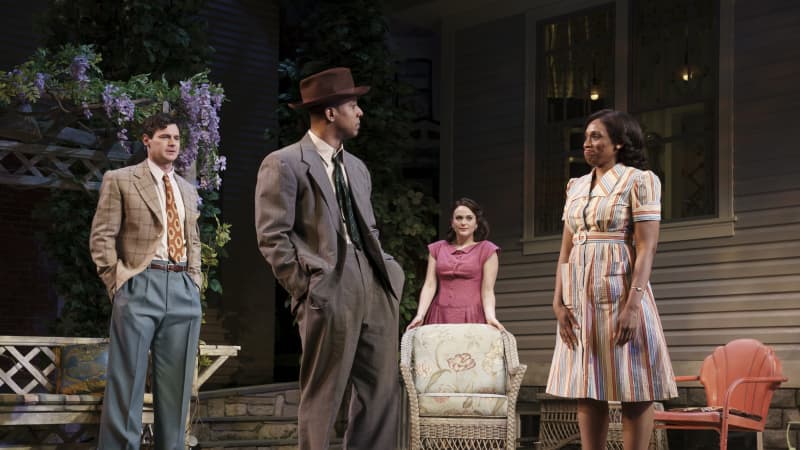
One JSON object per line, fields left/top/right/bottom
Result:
{"left": 521, "top": 0, "right": 735, "bottom": 255}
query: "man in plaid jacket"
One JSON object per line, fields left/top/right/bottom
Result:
{"left": 90, "top": 112, "right": 202, "bottom": 450}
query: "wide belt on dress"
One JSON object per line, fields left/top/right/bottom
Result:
{"left": 572, "top": 230, "right": 629, "bottom": 245}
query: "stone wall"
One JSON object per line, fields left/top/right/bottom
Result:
{"left": 191, "top": 383, "right": 339, "bottom": 449}
{"left": 518, "top": 386, "right": 799, "bottom": 450}
{"left": 193, "top": 383, "right": 300, "bottom": 445}
{"left": 663, "top": 387, "right": 800, "bottom": 450}
{"left": 768, "top": 388, "right": 800, "bottom": 450}
{"left": 200, "top": 387, "right": 299, "bottom": 419}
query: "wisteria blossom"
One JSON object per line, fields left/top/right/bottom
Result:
{"left": 34, "top": 73, "right": 46, "bottom": 95}
{"left": 177, "top": 79, "right": 225, "bottom": 191}
{"left": 70, "top": 55, "right": 90, "bottom": 88}
{"left": 102, "top": 84, "right": 136, "bottom": 151}
{"left": 197, "top": 153, "right": 226, "bottom": 190}
{"left": 2, "top": 47, "right": 226, "bottom": 194}
{"left": 1, "top": 46, "right": 231, "bottom": 304}
{"left": 81, "top": 101, "right": 92, "bottom": 119}
{"left": 7, "top": 69, "right": 28, "bottom": 103}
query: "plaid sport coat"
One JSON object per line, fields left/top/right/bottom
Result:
{"left": 90, "top": 160, "right": 202, "bottom": 299}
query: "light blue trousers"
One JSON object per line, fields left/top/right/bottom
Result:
{"left": 98, "top": 262, "right": 202, "bottom": 450}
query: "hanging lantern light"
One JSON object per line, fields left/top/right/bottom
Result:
{"left": 589, "top": 60, "right": 600, "bottom": 101}
{"left": 681, "top": 24, "right": 692, "bottom": 82}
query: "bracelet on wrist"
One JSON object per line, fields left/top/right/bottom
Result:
{"left": 631, "top": 286, "right": 644, "bottom": 292}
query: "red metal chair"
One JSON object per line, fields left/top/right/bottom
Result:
{"left": 654, "top": 339, "right": 787, "bottom": 450}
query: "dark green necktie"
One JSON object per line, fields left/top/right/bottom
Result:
{"left": 332, "top": 152, "right": 363, "bottom": 249}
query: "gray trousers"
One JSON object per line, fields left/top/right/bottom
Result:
{"left": 295, "top": 245, "right": 400, "bottom": 450}
{"left": 98, "top": 262, "right": 202, "bottom": 450}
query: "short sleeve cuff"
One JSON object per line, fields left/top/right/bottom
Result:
{"left": 631, "top": 171, "right": 662, "bottom": 222}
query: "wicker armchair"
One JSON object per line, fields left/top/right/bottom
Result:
{"left": 400, "top": 324, "right": 527, "bottom": 450}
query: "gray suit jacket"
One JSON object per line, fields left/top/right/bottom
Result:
{"left": 255, "top": 134, "right": 404, "bottom": 313}
{"left": 90, "top": 160, "right": 202, "bottom": 299}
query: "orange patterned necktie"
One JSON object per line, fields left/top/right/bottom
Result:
{"left": 163, "top": 174, "right": 185, "bottom": 262}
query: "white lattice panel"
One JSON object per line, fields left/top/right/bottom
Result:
{"left": 0, "top": 140, "right": 128, "bottom": 190}
{"left": 0, "top": 344, "right": 59, "bottom": 394}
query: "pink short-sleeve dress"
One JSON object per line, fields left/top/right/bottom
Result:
{"left": 423, "top": 239, "right": 500, "bottom": 324}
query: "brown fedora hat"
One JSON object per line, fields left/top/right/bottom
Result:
{"left": 288, "top": 67, "right": 370, "bottom": 110}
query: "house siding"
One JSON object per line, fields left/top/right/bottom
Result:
{"left": 452, "top": 14, "right": 526, "bottom": 243}
{"left": 446, "top": 0, "right": 800, "bottom": 385}
{"left": 203, "top": 0, "right": 280, "bottom": 386}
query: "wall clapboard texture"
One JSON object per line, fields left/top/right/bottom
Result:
{"left": 202, "top": 0, "right": 280, "bottom": 386}
{"left": 449, "top": 0, "right": 800, "bottom": 385}
{"left": 452, "top": 15, "right": 526, "bottom": 243}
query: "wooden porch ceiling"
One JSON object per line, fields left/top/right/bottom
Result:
{"left": 388, "top": 0, "right": 554, "bottom": 28}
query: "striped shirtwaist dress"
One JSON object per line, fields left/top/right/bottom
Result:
{"left": 546, "top": 163, "right": 678, "bottom": 402}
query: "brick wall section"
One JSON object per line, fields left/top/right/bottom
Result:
{"left": 0, "top": 186, "right": 58, "bottom": 335}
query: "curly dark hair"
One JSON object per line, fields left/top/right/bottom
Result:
{"left": 585, "top": 109, "right": 648, "bottom": 170}
{"left": 446, "top": 197, "right": 490, "bottom": 243}
{"left": 141, "top": 112, "right": 179, "bottom": 138}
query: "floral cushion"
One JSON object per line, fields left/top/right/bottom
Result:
{"left": 412, "top": 324, "right": 506, "bottom": 395}
{"left": 418, "top": 393, "right": 508, "bottom": 417}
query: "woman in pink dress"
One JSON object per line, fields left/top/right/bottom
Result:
{"left": 406, "top": 198, "right": 503, "bottom": 330}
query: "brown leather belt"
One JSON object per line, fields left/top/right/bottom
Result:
{"left": 149, "top": 262, "right": 187, "bottom": 272}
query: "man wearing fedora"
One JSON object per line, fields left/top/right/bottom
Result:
{"left": 255, "top": 67, "right": 404, "bottom": 449}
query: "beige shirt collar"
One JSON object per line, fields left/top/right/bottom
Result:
{"left": 146, "top": 158, "right": 176, "bottom": 181}
{"left": 307, "top": 130, "right": 344, "bottom": 166}
{"left": 306, "top": 130, "right": 352, "bottom": 244}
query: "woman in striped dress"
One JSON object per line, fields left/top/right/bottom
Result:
{"left": 546, "top": 109, "right": 677, "bottom": 450}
